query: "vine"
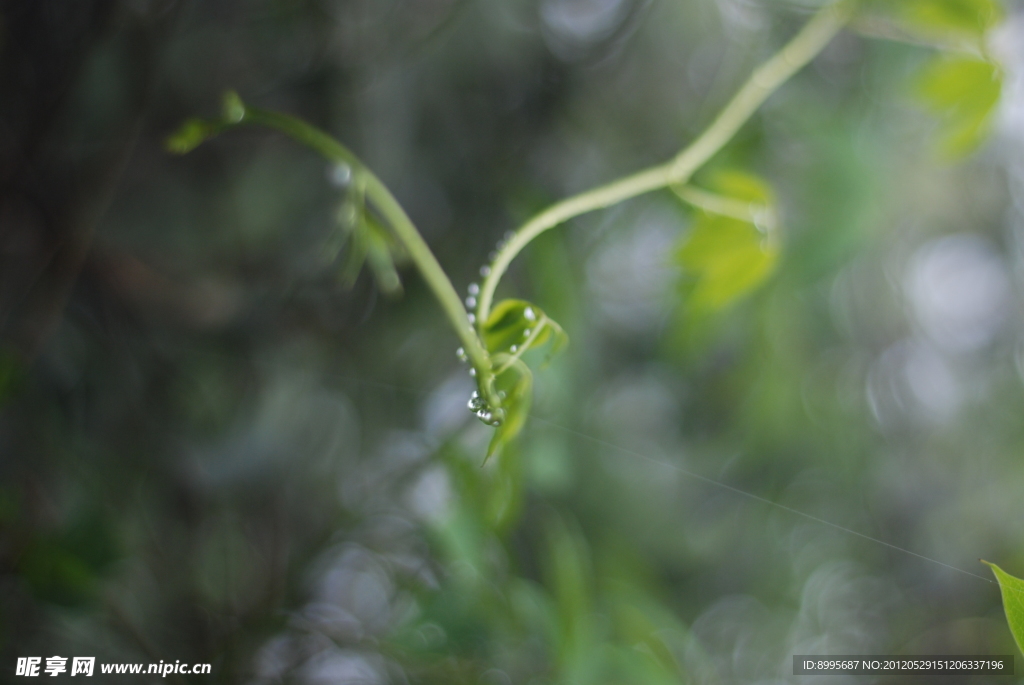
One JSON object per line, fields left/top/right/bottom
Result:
{"left": 169, "top": 1, "right": 864, "bottom": 458}
{"left": 164, "top": 0, "right": 1023, "bottom": 669}
{"left": 168, "top": 0, "right": 1004, "bottom": 460}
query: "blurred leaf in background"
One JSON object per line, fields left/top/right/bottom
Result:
{"left": 915, "top": 55, "right": 1002, "bottom": 157}
{"left": 674, "top": 170, "right": 779, "bottom": 313}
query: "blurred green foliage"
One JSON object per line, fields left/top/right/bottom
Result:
{"left": 674, "top": 171, "right": 779, "bottom": 312}
{"left": 3, "top": 0, "right": 1024, "bottom": 683}
{"left": 915, "top": 56, "right": 1002, "bottom": 156}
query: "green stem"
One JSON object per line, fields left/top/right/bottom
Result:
{"left": 241, "top": 106, "right": 499, "bottom": 405}
{"left": 476, "top": 0, "right": 853, "bottom": 321}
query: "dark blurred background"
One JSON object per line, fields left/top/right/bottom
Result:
{"left": 4, "top": 0, "right": 1024, "bottom": 683}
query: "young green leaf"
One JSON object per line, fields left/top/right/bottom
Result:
{"left": 475, "top": 301, "right": 568, "bottom": 461}
{"left": 165, "top": 92, "right": 249, "bottom": 154}
{"left": 701, "top": 169, "right": 773, "bottom": 206}
{"left": 674, "top": 170, "right": 779, "bottom": 311}
{"left": 165, "top": 119, "right": 226, "bottom": 154}
{"left": 915, "top": 56, "right": 1002, "bottom": 157}
{"left": 482, "top": 299, "right": 568, "bottom": 368}
{"left": 485, "top": 359, "right": 532, "bottom": 463}
{"left": 330, "top": 209, "right": 405, "bottom": 295}
{"left": 363, "top": 219, "right": 403, "bottom": 295}
{"left": 982, "top": 561, "right": 1024, "bottom": 656}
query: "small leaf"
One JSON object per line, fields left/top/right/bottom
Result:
{"left": 363, "top": 216, "right": 403, "bottom": 295}
{"left": 482, "top": 299, "right": 568, "bottom": 366}
{"left": 478, "top": 301, "right": 567, "bottom": 461}
{"left": 165, "top": 118, "right": 225, "bottom": 154}
{"left": 916, "top": 56, "right": 1002, "bottom": 157}
{"left": 674, "top": 170, "right": 779, "bottom": 311}
{"left": 485, "top": 361, "right": 532, "bottom": 462}
{"left": 221, "top": 90, "right": 247, "bottom": 123}
{"left": 166, "top": 91, "right": 250, "bottom": 154}
{"left": 982, "top": 561, "right": 1024, "bottom": 656}
{"left": 330, "top": 192, "right": 405, "bottom": 295}
{"left": 705, "top": 169, "right": 771, "bottom": 204}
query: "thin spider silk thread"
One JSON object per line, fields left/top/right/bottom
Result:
{"left": 232, "top": 363, "right": 996, "bottom": 587}
{"left": 529, "top": 415, "right": 994, "bottom": 585}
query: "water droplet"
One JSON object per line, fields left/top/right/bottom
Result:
{"left": 495, "top": 240, "right": 506, "bottom": 251}
{"left": 467, "top": 391, "right": 504, "bottom": 426}
{"left": 467, "top": 283, "right": 480, "bottom": 295}
{"left": 524, "top": 307, "right": 536, "bottom": 322}
{"left": 523, "top": 329, "right": 532, "bottom": 338}
{"left": 456, "top": 347, "right": 468, "bottom": 363}
{"left": 480, "top": 265, "right": 492, "bottom": 277}
{"left": 465, "top": 296, "right": 477, "bottom": 309}
{"left": 475, "top": 408, "right": 503, "bottom": 427}
{"left": 510, "top": 345, "right": 518, "bottom": 353}
{"left": 504, "top": 230, "right": 515, "bottom": 241}
{"left": 467, "top": 313, "right": 476, "bottom": 324}
{"left": 329, "top": 163, "right": 352, "bottom": 187}
{"left": 469, "top": 367, "right": 477, "bottom": 377}
{"left": 468, "top": 391, "right": 486, "bottom": 411}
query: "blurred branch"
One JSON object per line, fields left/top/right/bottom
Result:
{"left": 475, "top": 0, "right": 855, "bottom": 321}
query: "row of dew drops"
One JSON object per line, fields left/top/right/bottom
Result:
{"left": 328, "top": 164, "right": 522, "bottom": 430}
{"left": 456, "top": 231, "right": 536, "bottom": 428}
